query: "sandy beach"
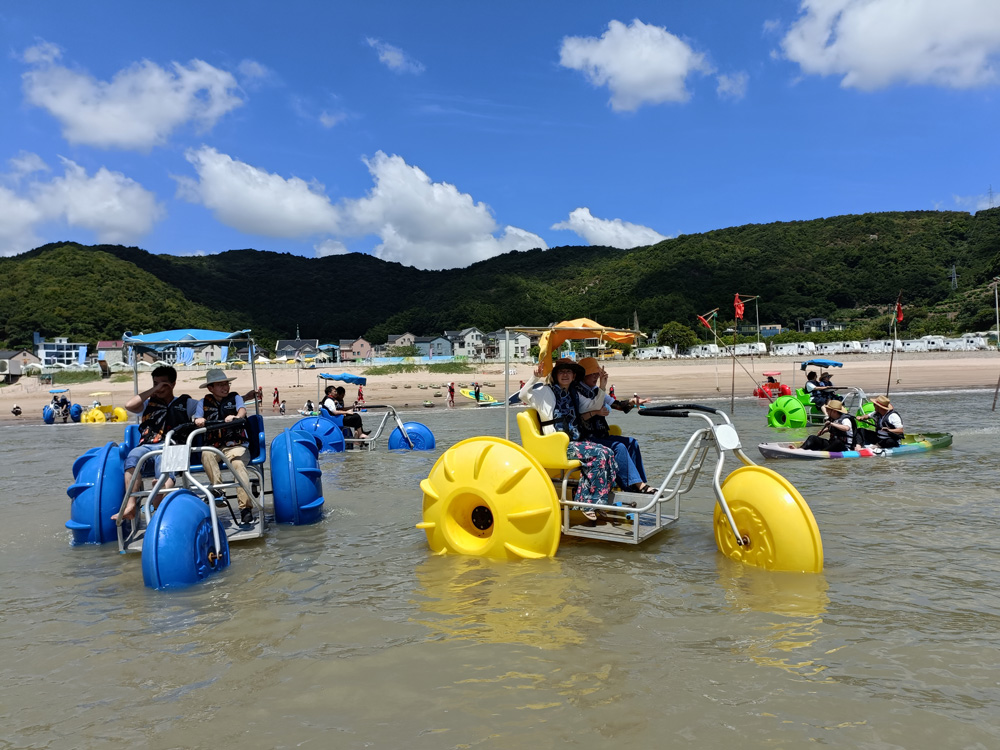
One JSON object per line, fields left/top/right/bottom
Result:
{"left": 2, "top": 351, "right": 998, "bottom": 422}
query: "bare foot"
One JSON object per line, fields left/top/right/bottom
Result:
{"left": 112, "top": 496, "right": 138, "bottom": 522}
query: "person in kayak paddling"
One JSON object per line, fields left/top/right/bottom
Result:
{"left": 857, "top": 395, "right": 904, "bottom": 449}
{"left": 800, "top": 400, "right": 856, "bottom": 452}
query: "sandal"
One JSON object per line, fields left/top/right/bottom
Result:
{"left": 631, "top": 484, "right": 657, "bottom": 494}
{"left": 581, "top": 508, "right": 598, "bottom": 521}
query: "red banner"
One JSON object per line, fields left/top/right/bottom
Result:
{"left": 895, "top": 300, "right": 903, "bottom": 322}
{"left": 734, "top": 294, "right": 744, "bottom": 320}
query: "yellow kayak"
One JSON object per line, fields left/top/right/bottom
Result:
{"left": 459, "top": 388, "right": 496, "bottom": 403}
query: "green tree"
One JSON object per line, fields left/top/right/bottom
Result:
{"left": 657, "top": 322, "right": 699, "bottom": 352}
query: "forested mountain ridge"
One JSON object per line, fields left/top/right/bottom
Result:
{"left": 3, "top": 209, "right": 999, "bottom": 350}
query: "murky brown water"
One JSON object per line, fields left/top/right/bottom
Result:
{"left": 1, "top": 391, "right": 998, "bottom": 749}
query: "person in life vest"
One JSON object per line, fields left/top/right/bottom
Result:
{"left": 320, "top": 385, "right": 369, "bottom": 440}
{"left": 195, "top": 370, "right": 254, "bottom": 523}
{"left": 272, "top": 387, "right": 280, "bottom": 411}
{"left": 800, "top": 399, "right": 856, "bottom": 452}
{"left": 357, "top": 385, "right": 365, "bottom": 404}
{"left": 113, "top": 366, "right": 196, "bottom": 522}
{"left": 447, "top": 382, "right": 455, "bottom": 407}
{"left": 858, "top": 394, "right": 905, "bottom": 449}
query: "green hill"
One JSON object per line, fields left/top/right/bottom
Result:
{"left": 3, "top": 208, "right": 999, "bottom": 350}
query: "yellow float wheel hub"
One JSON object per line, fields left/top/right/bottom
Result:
{"left": 418, "top": 437, "right": 560, "bottom": 560}
{"left": 714, "top": 465, "right": 823, "bottom": 573}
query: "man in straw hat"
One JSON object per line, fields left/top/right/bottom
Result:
{"left": 194, "top": 368, "right": 255, "bottom": 524}
{"left": 858, "top": 394, "right": 904, "bottom": 449}
{"left": 800, "top": 399, "right": 857, "bottom": 452}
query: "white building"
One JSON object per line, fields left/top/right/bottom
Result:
{"left": 34, "top": 333, "right": 88, "bottom": 366}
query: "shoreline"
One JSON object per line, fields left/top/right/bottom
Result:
{"left": 3, "top": 351, "right": 998, "bottom": 423}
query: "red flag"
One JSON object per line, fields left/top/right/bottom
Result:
{"left": 697, "top": 314, "right": 713, "bottom": 330}
{"left": 895, "top": 300, "right": 903, "bottom": 322}
{"left": 734, "top": 294, "right": 744, "bottom": 321}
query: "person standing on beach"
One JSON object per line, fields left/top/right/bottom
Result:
{"left": 474, "top": 382, "right": 481, "bottom": 402}
{"left": 447, "top": 382, "right": 455, "bottom": 407}
{"left": 279, "top": 400, "right": 286, "bottom": 415}
{"left": 272, "top": 387, "right": 279, "bottom": 411}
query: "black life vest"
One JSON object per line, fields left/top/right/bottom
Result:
{"left": 876, "top": 409, "right": 904, "bottom": 442}
{"left": 138, "top": 395, "right": 192, "bottom": 445}
{"left": 200, "top": 392, "right": 246, "bottom": 446}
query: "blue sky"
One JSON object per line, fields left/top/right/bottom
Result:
{"left": 1, "top": 1, "right": 998, "bottom": 269}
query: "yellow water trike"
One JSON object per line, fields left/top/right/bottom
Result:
{"left": 417, "top": 319, "right": 823, "bottom": 573}
{"left": 82, "top": 391, "right": 129, "bottom": 423}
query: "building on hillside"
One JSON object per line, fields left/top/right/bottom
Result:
{"left": 484, "top": 330, "right": 531, "bottom": 360}
{"left": 336, "top": 337, "right": 372, "bottom": 362}
{"left": 759, "top": 324, "right": 784, "bottom": 338}
{"left": 274, "top": 337, "right": 320, "bottom": 360}
{"left": 386, "top": 333, "right": 416, "bottom": 349}
{"left": 0, "top": 349, "right": 41, "bottom": 382}
{"left": 444, "top": 328, "right": 485, "bottom": 358}
{"left": 802, "top": 318, "right": 846, "bottom": 333}
{"left": 414, "top": 336, "right": 452, "bottom": 358}
{"left": 34, "top": 333, "right": 88, "bottom": 366}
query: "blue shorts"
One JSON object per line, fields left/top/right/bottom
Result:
{"left": 125, "top": 444, "right": 163, "bottom": 476}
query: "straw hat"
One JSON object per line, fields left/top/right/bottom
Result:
{"left": 550, "top": 358, "right": 584, "bottom": 380}
{"left": 873, "top": 395, "right": 892, "bottom": 409}
{"left": 201, "top": 368, "right": 237, "bottom": 388}
{"left": 577, "top": 357, "right": 601, "bottom": 376}
{"left": 825, "top": 399, "right": 846, "bottom": 413}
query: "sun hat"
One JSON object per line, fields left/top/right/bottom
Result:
{"left": 550, "top": 357, "right": 584, "bottom": 380}
{"left": 577, "top": 357, "right": 601, "bottom": 376}
{"left": 825, "top": 399, "right": 846, "bottom": 413}
{"left": 873, "top": 395, "right": 892, "bottom": 409}
{"left": 201, "top": 368, "right": 237, "bottom": 388}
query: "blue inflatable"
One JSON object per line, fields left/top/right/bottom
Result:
{"left": 69, "top": 403, "right": 83, "bottom": 422}
{"left": 65, "top": 441, "right": 125, "bottom": 545}
{"left": 42, "top": 405, "right": 55, "bottom": 424}
{"left": 141, "top": 490, "right": 230, "bottom": 590}
{"left": 387, "top": 421, "right": 435, "bottom": 451}
{"left": 270, "top": 428, "right": 325, "bottom": 525}
{"left": 290, "top": 415, "right": 345, "bottom": 453}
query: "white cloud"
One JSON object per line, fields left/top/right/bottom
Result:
{"left": 763, "top": 19, "right": 783, "bottom": 35}
{"left": 21, "top": 42, "right": 244, "bottom": 150}
{"left": 366, "top": 38, "right": 425, "bottom": 74}
{"left": 7, "top": 151, "right": 49, "bottom": 180}
{"left": 22, "top": 41, "right": 61, "bottom": 65}
{"left": 0, "top": 186, "right": 46, "bottom": 254}
{"left": 175, "top": 147, "right": 545, "bottom": 268}
{"left": 319, "top": 111, "right": 348, "bottom": 128}
{"left": 340, "top": 151, "right": 546, "bottom": 269}
{"left": 559, "top": 19, "right": 713, "bottom": 111}
{"left": 237, "top": 59, "right": 270, "bottom": 82}
{"left": 716, "top": 71, "right": 749, "bottom": 99}
{"left": 780, "top": 0, "right": 1000, "bottom": 90}
{"left": 953, "top": 191, "right": 998, "bottom": 211}
{"left": 176, "top": 146, "right": 341, "bottom": 237}
{"left": 551, "top": 207, "right": 667, "bottom": 248}
{"left": 0, "top": 155, "right": 164, "bottom": 255}
{"left": 315, "top": 239, "right": 350, "bottom": 257}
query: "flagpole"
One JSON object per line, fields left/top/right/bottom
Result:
{"left": 886, "top": 290, "right": 902, "bottom": 395}
{"left": 731, "top": 293, "right": 740, "bottom": 413}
